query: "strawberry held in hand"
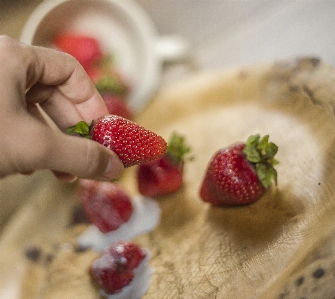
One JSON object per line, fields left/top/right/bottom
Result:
{"left": 78, "top": 179, "right": 133, "bottom": 233}
{"left": 137, "top": 132, "right": 192, "bottom": 197}
{"left": 67, "top": 115, "right": 167, "bottom": 168}
{"left": 199, "top": 134, "right": 278, "bottom": 206}
{"left": 89, "top": 241, "right": 146, "bottom": 294}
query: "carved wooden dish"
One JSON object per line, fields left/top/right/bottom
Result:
{"left": 1, "top": 57, "right": 335, "bottom": 298}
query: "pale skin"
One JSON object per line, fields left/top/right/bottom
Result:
{"left": 0, "top": 35, "right": 124, "bottom": 182}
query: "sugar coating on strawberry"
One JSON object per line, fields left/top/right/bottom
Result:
{"left": 137, "top": 132, "right": 192, "bottom": 197}
{"left": 77, "top": 180, "right": 133, "bottom": 233}
{"left": 67, "top": 115, "right": 167, "bottom": 168}
{"left": 89, "top": 241, "right": 146, "bottom": 295}
{"left": 199, "top": 134, "right": 278, "bottom": 205}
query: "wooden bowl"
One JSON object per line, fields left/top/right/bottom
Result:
{"left": 1, "top": 57, "right": 335, "bottom": 298}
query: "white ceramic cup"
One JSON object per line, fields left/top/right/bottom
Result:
{"left": 20, "top": 0, "right": 189, "bottom": 114}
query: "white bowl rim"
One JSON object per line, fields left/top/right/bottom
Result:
{"left": 20, "top": 0, "right": 162, "bottom": 114}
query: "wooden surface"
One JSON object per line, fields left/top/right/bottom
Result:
{"left": 2, "top": 1, "right": 335, "bottom": 298}
{"left": 2, "top": 58, "right": 335, "bottom": 298}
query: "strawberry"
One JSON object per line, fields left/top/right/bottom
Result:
{"left": 199, "top": 134, "right": 278, "bottom": 205}
{"left": 86, "top": 55, "right": 129, "bottom": 96}
{"left": 137, "top": 132, "right": 192, "bottom": 197}
{"left": 67, "top": 115, "right": 167, "bottom": 168}
{"left": 77, "top": 179, "right": 133, "bottom": 233}
{"left": 89, "top": 241, "right": 146, "bottom": 294}
{"left": 93, "top": 68, "right": 129, "bottom": 96}
{"left": 53, "top": 33, "right": 103, "bottom": 70}
{"left": 101, "top": 93, "right": 132, "bottom": 119}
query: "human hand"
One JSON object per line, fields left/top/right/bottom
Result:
{"left": 0, "top": 36, "right": 124, "bottom": 181}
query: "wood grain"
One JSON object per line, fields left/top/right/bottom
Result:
{"left": 2, "top": 58, "right": 335, "bottom": 298}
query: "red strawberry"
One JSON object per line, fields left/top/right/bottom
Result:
{"left": 89, "top": 241, "right": 146, "bottom": 294}
{"left": 53, "top": 33, "right": 103, "bottom": 70}
{"left": 137, "top": 132, "right": 192, "bottom": 197}
{"left": 199, "top": 134, "right": 278, "bottom": 205}
{"left": 77, "top": 179, "right": 133, "bottom": 233}
{"left": 67, "top": 115, "right": 167, "bottom": 168}
{"left": 101, "top": 93, "right": 132, "bottom": 119}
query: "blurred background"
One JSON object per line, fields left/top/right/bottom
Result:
{"left": 1, "top": 0, "right": 335, "bottom": 90}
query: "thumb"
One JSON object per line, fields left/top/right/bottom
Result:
{"left": 44, "top": 132, "right": 124, "bottom": 181}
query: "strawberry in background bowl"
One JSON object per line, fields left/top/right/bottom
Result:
{"left": 53, "top": 33, "right": 103, "bottom": 71}
{"left": 53, "top": 32, "right": 133, "bottom": 119}
{"left": 20, "top": 0, "right": 189, "bottom": 115}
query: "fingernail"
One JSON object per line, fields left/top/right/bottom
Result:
{"left": 104, "top": 156, "right": 124, "bottom": 180}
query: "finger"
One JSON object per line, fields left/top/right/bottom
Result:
{"left": 26, "top": 75, "right": 108, "bottom": 128}
{"left": 0, "top": 37, "right": 107, "bottom": 126}
{"left": 9, "top": 118, "right": 124, "bottom": 181}
{"left": 25, "top": 46, "right": 108, "bottom": 124}
{"left": 44, "top": 132, "right": 124, "bottom": 181}
{"left": 19, "top": 170, "right": 35, "bottom": 176}
{"left": 52, "top": 171, "right": 77, "bottom": 182}
{"left": 26, "top": 84, "right": 88, "bottom": 130}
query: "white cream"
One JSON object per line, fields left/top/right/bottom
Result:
{"left": 101, "top": 249, "right": 153, "bottom": 299}
{"left": 77, "top": 195, "right": 160, "bottom": 251}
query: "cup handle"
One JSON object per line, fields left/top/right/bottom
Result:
{"left": 155, "top": 35, "right": 190, "bottom": 64}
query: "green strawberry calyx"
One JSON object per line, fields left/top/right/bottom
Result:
{"left": 166, "top": 132, "right": 193, "bottom": 164}
{"left": 66, "top": 121, "right": 92, "bottom": 139}
{"left": 93, "top": 54, "right": 128, "bottom": 95}
{"left": 95, "top": 75, "right": 128, "bottom": 95}
{"left": 242, "top": 134, "right": 279, "bottom": 188}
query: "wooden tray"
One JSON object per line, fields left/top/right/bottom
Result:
{"left": 2, "top": 57, "right": 335, "bottom": 298}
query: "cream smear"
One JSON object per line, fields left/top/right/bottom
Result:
{"left": 77, "top": 195, "right": 160, "bottom": 251}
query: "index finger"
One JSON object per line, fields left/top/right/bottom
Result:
{"left": 25, "top": 44, "right": 107, "bottom": 126}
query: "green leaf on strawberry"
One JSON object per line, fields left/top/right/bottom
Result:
{"left": 166, "top": 132, "right": 193, "bottom": 164}
{"left": 95, "top": 75, "right": 128, "bottom": 95}
{"left": 86, "top": 53, "right": 129, "bottom": 96}
{"left": 256, "top": 163, "right": 278, "bottom": 189}
{"left": 243, "top": 134, "right": 278, "bottom": 188}
{"left": 66, "top": 121, "right": 92, "bottom": 138}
